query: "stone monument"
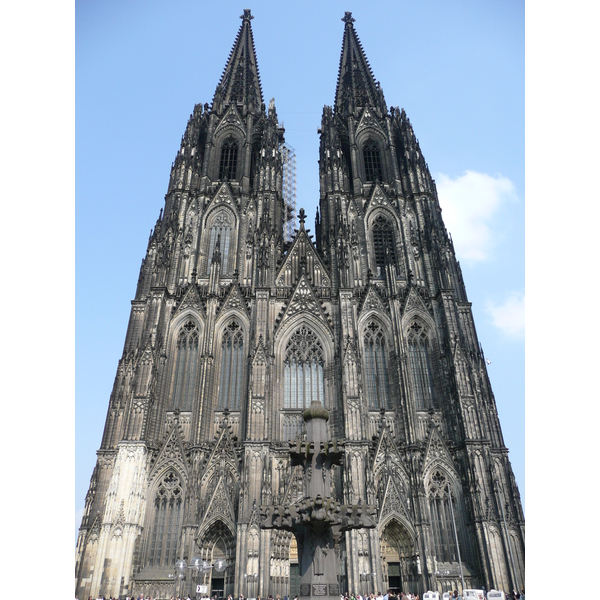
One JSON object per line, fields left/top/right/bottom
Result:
{"left": 261, "top": 400, "right": 378, "bottom": 600}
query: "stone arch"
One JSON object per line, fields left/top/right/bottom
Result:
{"left": 379, "top": 517, "right": 419, "bottom": 594}
{"left": 276, "top": 313, "right": 335, "bottom": 367}
{"left": 401, "top": 297, "right": 435, "bottom": 334}
{"left": 165, "top": 314, "right": 204, "bottom": 411}
{"left": 355, "top": 127, "right": 389, "bottom": 183}
{"left": 508, "top": 527, "right": 525, "bottom": 591}
{"left": 486, "top": 524, "right": 507, "bottom": 590}
{"left": 423, "top": 465, "right": 477, "bottom": 582}
{"left": 211, "top": 124, "right": 246, "bottom": 182}
{"left": 372, "top": 450, "right": 411, "bottom": 514}
{"left": 169, "top": 307, "right": 205, "bottom": 338}
{"left": 142, "top": 467, "right": 187, "bottom": 568}
{"left": 213, "top": 317, "right": 248, "bottom": 414}
{"left": 196, "top": 519, "right": 237, "bottom": 598}
{"left": 402, "top": 313, "right": 440, "bottom": 411}
{"left": 357, "top": 298, "right": 393, "bottom": 334}
{"left": 274, "top": 316, "right": 335, "bottom": 440}
{"left": 364, "top": 206, "right": 401, "bottom": 278}
{"left": 201, "top": 205, "right": 239, "bottom": 275}
{"left": 358, "top": 316, "right": 393, "bottom": 411}
{"left": 214, "top": 300, "right": 250, "bottom": 335}
{"left": 364, "top": 203, "right": 401, "bottom": 231}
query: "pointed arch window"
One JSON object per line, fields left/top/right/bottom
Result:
{"left": 218, "top": 321, "right": 244, "bottom": 411}
{"left": 147, "top": 471, "right": 184, "bottom": 567}
{"left": 172, "top": 320, "right": 199, "bottom": 410}
{"left": 283, "top": 325, "right": 325, "bottom": 409}
{"left": 427, "top": 471, "right": 465, "bottom": 562}
{"left": 363, "top": 320, "right": 390, "bottom": 410}
{"left": 407, "top": 321, "right": 437, "bottom": 410}
{"left": 372, "top": 215, "right": 397, "bottom": 277}
{"left": 363, "top": 139, "right": 383, "bottom": 182}
{"left": 207, "top": 211, "right": 233, "bottom": 274}
{"left": 219, "top": 137, "right": 239, "bottom": 180}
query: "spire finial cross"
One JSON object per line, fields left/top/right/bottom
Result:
{"left": 342, "top": 11, "right": 355, "bottom": 26}
{"left": 241, "top": 8, "right": 254, "bottom": 22}
{"left": 298, "top": 207, "right": 306, "bottom": 225}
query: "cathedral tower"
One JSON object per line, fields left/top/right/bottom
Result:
{"left": 76, "top": 11, "right": 524, "bottom": 599}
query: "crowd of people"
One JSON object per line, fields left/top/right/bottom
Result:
{"left": 79, "top": 585, "right": 525, "bottom": 600}
{"left": 341, "top": 590, "right": 418, "bottom": 600}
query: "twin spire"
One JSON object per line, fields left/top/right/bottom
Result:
{"left": 212, "top": 10, "right": 385, "bottom": 117}
{"left": 334, "top": 11, "right": 386, "bottom": 117}
{"left": 212, "top": 9, "right": 264, "bottom": 115}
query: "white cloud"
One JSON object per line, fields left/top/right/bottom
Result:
{"left": 485, "top": 290, "right": 525, "bottom": 339}
{"left": 435, "top": 170, "right": 518, "bottom": 264}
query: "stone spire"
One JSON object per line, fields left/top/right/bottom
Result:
{"left": 212, "top": 9, "right": 264, "bottom": 115}
{"left": 334, "top": 12, "right": 387, "bottom": 118}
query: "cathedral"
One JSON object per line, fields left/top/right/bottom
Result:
{"left": 75, "top": 10, "right": 525, "bottom": 599}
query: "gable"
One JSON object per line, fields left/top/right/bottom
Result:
{"left": 201, "top": 475, "right": 237, "bottom": 528}
{"left": 173, "top": 284, "right": 205, "bottom": 319}
{"left": 149, "top": 425, "right": 188, "bottom": 487}
{"left": 379, "top": 475, "right": 410, "bottom": 522}
{"left": 201, "top": 424, "right": 240, "bottom": 486}
{"left": 216, "top": 283, "right": 250, "bottom": 321}
{"left": 371, "top": 427, "right": 408, "bottom": 483}
{"left": 276, "top": 228, "right": 330, "bottom": 290}
{"left": 356, "top": 107, "right": 386, "bottom": 138}
{"left": 364, "top": 183, "right": 400, "bottom": 215}
{"left": 275, "top": 274, "right": 333, "bottom": 337}
{"left": 402, "top": 286, "right": 433, "bottom": 323}
{"left": 358, "top": 284, "right": 388, "bottom": 318}
{"left": 422, "top": 425, "right": 456, "bottom": 478}
{"left": 205, "top": 182, "right": 239, "bottom": 215}
{"left": 214, "top": 103, "right": 246, "bottom": 138}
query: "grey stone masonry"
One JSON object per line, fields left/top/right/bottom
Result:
{"left": 76, "top": 10, "right": 524, "bottom": 600}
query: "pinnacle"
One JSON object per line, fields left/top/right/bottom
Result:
{"left": 334, "top": 12, "right": 385, "bottom": 118}
{"left": 212, "top": 9, "right": 264, "bottom": 114}
{"left": 240, "top": 8, "right": 254, "bottom": 22}
{"left": 342, "top": 11, "right": 355, "bottom": 26}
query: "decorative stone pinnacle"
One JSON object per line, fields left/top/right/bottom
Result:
{"left": 298, "top": 207, "right": 306, "bottom": 225}
{"left": 342, "top": 11, "right": 355, "bottom": 26}
{"left": 241, "top": 8, "right": 254, "bottom": 22}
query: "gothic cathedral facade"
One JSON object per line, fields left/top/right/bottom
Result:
{"left": 75, "top": 11, "right": 525, "bottom": 599}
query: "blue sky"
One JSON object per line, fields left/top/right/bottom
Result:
{"left": 74, "top": 0, "right": 525, "bottom": 538}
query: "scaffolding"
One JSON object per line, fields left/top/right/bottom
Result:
{"left": 281, "top": 142, "right": 297, "bottom": 242}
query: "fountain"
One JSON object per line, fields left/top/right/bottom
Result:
{"left": 261, "top": 400, "right": 378, "bottom": 599}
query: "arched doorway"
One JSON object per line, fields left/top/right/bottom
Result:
{"left": 380, "top": 519, "right": 418, "bottom": 595}
{"left": 196, "top": 520, "right": 236, "bottom": 599}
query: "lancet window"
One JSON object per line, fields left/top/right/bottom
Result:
{"left": 363, "top": 320, "right": 390, "bottom": 410}
{"left": 363, "top": 139, "right": 383, "bottom": 182}
{"left": 219, "top": 137, "right": 239, "bottom": 180}
{"left": 207, "top": 211, "right": 233, "bottom": 274}
{"left": 171, "top": 320, "right": 199, "bottom": 410}
{"left": 283, "top": 325, "right": 325, "bottom": 409}
{"left": 428, "top": 471, "right": 460, "bottom": 562}
{"left": 372, "top": 215, "right": 397, "bottom": 277}
{"left": 147, "top": 471, "right": 184, "bottom": 567}
{"left": 218, "top": 321, "right": 244, "bottom": 411}
{"left": 407, "top": 321, "right": 437, "bottom": 410}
